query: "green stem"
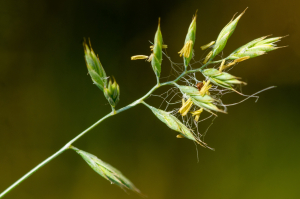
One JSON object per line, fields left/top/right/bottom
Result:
{"left": 0, "top": 59, "right": 221, "bottom": 198}
{"left": 0, "top": 146, "right": 66, "bottom": 198}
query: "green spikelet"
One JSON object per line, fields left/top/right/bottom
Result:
{"left": 228, "top": 35, "right": 286, "bottom": 59}
{"left": 151, "top": 18, "right": 163, "bottom": 80}
{"left": 178, "top": 12, "right": 197, "bottom": 68}
{"left": 104, "top": 77, "right": 120, "bottom": 108}
{"left": 210, "top": 8, "right": 247, "bottom": 61}
{"left": 83, "top": 39, "right": 107, "bottom": 91}
{"left": 71, "top": 146, "right": 141, "bottom": 194}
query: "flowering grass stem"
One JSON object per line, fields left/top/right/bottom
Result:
{"left": 0, "top": 59, "right": 219, "bottom": 198}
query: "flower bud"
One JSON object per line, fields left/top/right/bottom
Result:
{"left": 71, "top": 146, "right": 140, "bottom": 193}
{"left": 178, "top": 12, "right": 197, "bottom": 68}
{"left": 203, "top": 68, "right": 246, "bottom": 90}
{"left": 104, "top": 77, "right": 120, "bottom": 108}
{"left": 83, "top": 40, "right": 107, "bottom": 91}
{"left": 210, "top": 8, "right": 247, "bottom": 61}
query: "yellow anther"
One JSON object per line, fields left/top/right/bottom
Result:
{"left": 176, "top": 134, "right": 185, "bottom": 138}
{"left": 178, "top": 98, "right": 193, "bottom": 116}
{"left": 234, "top": 56, "right": 250, "bottom": 63}
{"left": 190, "top": 108, "right": 204, "bottom": 122}
{"left": 199, "top": 80, "right": 212, "bottom": 96}
{"left": 200, "top": 41, "right": 215, "bottom": 50}
{"left": 131, "top": 55, "right": 149, "bottom": 60}
{"left": 219, "top": 59, "right": 226, "bottom": 72}
{"left": 147, "top": 54, "right": 154, "bottom": 62}
{"left": 178, "top": 40, "right": 193, "bottom": 58}
{"left": 150, "top": 44, "right": 168, "bottom": 50}
{"left": 203, "top": 51, "right": 212, "bottom": 64}
{"left": 221, "top": 56, "right": 250, "bottom": 70}
{"left": 222, "top": 61, "right": 236, "bottom": 70}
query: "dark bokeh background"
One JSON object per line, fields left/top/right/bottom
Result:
{"left": 0, "top": 0, "right": 299, "bottom": 198}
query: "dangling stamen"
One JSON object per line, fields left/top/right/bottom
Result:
{"left": 199, "top": 80, "right": 212, "bottom": 96}
{"left": 178, "top": 98, "right": 193, "bottom": 116}
{"left": 178, "top": 40, "right": 193, "bottom": 58}
{"left": 201, "top": 41, "right": 215, "bottom": 50}
{"left": 131, "top": 55, "right": 149, "bottom": 60}
{"left": 190, "top": 108, "right": 204, "bottom": 122}
{"left": 147, "top": 54, "right": 154, "bottom": 62}
{"left": 150, "top": 44, "right": 168, "bottom": 51}
{"left": 235, "top": 56, "right": 250, "bottom": 63}
{"left": 219, "top": 59, "right": 226, "bottom": 72}
{"left": 203, "top": 51, "right": 212, "bottom": 64}
{"left": 222, "top": 61, "right": 236, "bottom": 70}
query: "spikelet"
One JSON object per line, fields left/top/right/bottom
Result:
{"left": 179, "top": 11, "right": 197, "bottom": 68}
{"left": 71, "top": 146, "right": 141, "bottom": 194}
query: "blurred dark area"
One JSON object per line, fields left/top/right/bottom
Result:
{"left": 0, "top": 0, "right": 299, "bottom": 198}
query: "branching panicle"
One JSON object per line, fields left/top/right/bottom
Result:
{"left": 0, "top": 8, "right": 287, "bottom": 199}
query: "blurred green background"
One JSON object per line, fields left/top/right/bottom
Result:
{"left": 0, "top": 0, "right": 299, "bottom": 198}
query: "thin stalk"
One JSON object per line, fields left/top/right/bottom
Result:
{"left": 0, "top": 146, "right": 66, "bottom": 198}
{"left": 0, "top": 60, "right": 220, "bottom": 198}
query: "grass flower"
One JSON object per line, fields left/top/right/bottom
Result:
{"left": 203, "top": 68, "right": 246, "bottom": 90}
{"left": 179, "top": 12, "right": 197, "bottom": 68}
